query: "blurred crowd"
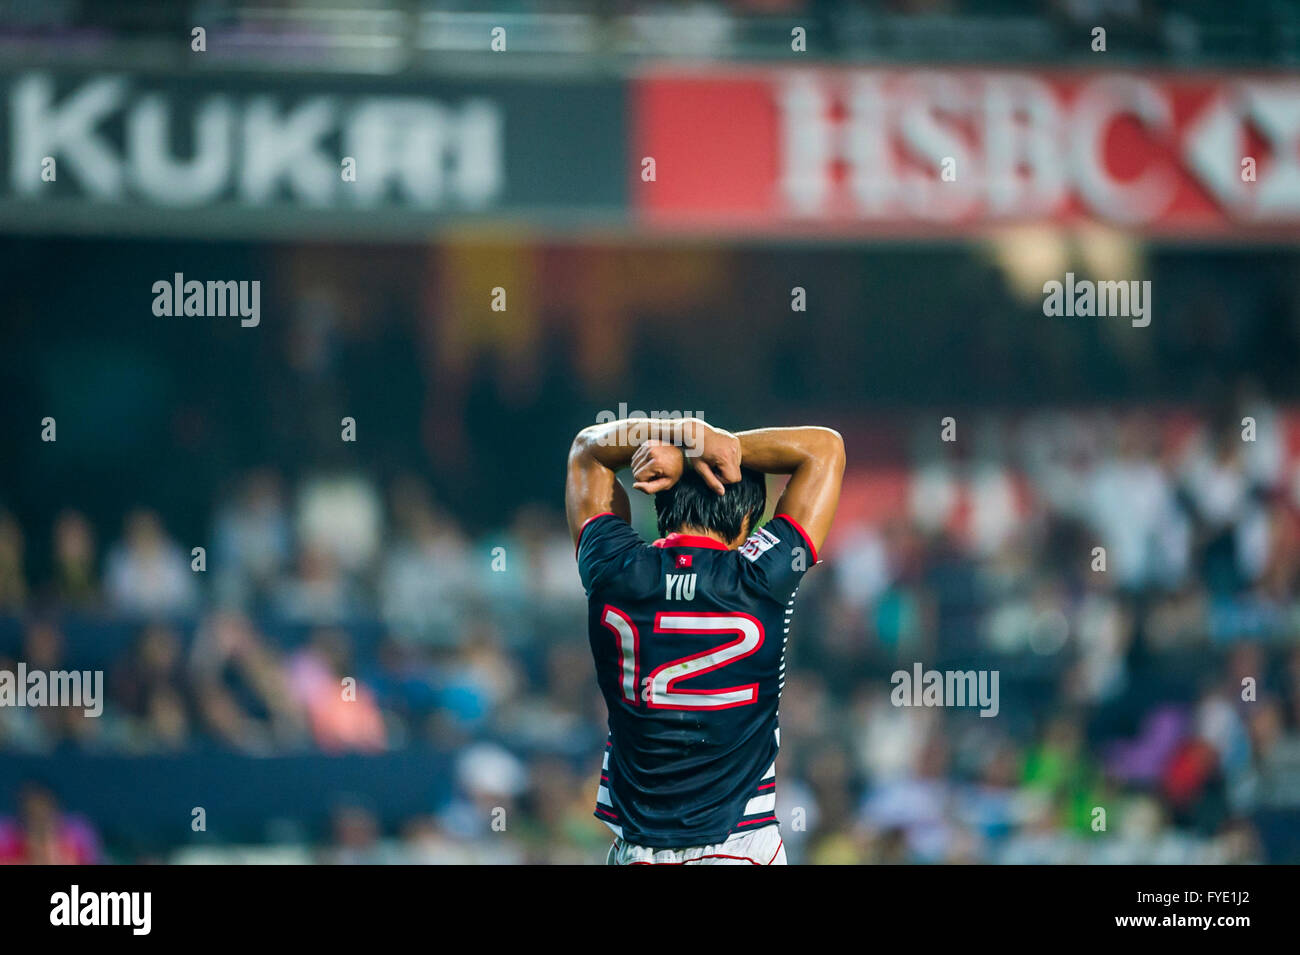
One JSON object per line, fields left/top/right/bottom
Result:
{"left": 2, "top": 399, "right": 1300, "bottom": 863}
{"left": 3, "top": 0, "right": 1284, "bottom": 69}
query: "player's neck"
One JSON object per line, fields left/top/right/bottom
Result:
{"left": 676, "top": 525, "right": 737, "bottom": 549}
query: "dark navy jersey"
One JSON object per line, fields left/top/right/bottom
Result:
{"left": 576, "top": 510, "right": 819, "bottom": 847}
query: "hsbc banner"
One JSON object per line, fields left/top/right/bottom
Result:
{"left": 633, "top": 68, "right": 1300, "bottom": 237}
{"left": 0, "top": 71, "right": 626, "bottom": 237}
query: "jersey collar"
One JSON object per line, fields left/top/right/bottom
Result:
{"left": 652, "top": 533, "right": 730, "bottom": 551}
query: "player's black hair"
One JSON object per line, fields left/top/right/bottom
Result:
{"left": 654, "top": 465, "right": 767, "bottom": 544}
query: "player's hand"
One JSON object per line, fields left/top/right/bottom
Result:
{"left": 631, "top": 439, "right": 685, "bottom": 494}
{"left": 690, "top": 425, "right": 742, "bottom": 496}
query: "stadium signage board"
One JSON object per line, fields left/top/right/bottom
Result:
{"left": 2, "top": 66, "right": 1297, "bottom": 239}
{"left": 0, "top": 70, "right": 626, "bottom": 238}
{"left": 632, "top": 67, "right": 1300, "bottom": 238}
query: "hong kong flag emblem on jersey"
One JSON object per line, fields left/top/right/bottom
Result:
{"left": 676, "top": 554, "right": 692, "bottom": 569}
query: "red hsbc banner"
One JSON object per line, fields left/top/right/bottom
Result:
{"left": 632, "top": 67, "right": 1300, "bottom": 238}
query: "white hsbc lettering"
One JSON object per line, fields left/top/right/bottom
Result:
{"left": 665, "top": 573, "right": 696, "bottom": 601}
{"left": 9, "top": 73, "right": 503, "bottom": 208}
{"left": 779, "top": 72, "right": 1300, "bottom": 225}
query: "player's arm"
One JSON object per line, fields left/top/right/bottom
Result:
{"left": 734, "top": 427, "right": 845, "bottom": 555}
{"left": 565, "top": 418, "right": 740, "bottom": 547}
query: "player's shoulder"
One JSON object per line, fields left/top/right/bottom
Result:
{"left": 732, "top": 514, "right": 819, "bottom": 605}
{"left": 576, "top": 511, "right": 634, "bottom": 548}
{"left": 576, "top": 513, "right": 660, "bottom": 595}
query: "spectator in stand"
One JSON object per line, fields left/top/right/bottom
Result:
{"left": 435, "top": 621, "right": 521, "bottom": 733}
{"left": 52, "top": 510, "right": 98, "bottom": 608}
{"left": 5, "top": 621, "right": 98, "bottom": 750}
{"left": 321, "top": 801, "right": 399, "bottom": 865}
{"left": 212, "top": 469, "right": 292, "bottom": 611}
{"left": 189, "top": 611, "right": 305, "bottom": 752}
{"left": 287, "top": 628, "right": 387, "bottom": 753}
{"left": 111, "top": 623, "right": 192, "bottom": 751}
{"left": 0, "top": 512, "right": 28, "bottom": 611}
{"left": 380, "top": 476, "right": 474, "bottom": 644}
{"left": 0, "top": 783, "right": 101, "bottom": 865}
{"left": 1084, "top": 414, "right": 1189, "bottom": 592}
{"left": 104, "top": 508, "right": 199, "bottom": 616}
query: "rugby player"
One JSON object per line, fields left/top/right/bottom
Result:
{"left": 566, "top": 417, "right": 844, "bottom": 864}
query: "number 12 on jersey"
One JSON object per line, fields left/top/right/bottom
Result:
{"left": 601, "top": 606, "right": 765, "bottom": 711}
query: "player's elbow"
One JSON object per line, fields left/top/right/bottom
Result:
{"left": 813, "top": 427, "right": 846, "bottom": 472}
{"left": 570, "top": 425, "right": 601, "bottom": 461}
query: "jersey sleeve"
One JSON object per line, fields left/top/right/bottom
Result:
{"left": 737, "top": 514, "right": 820, "bottom": 604}
{"left": 576, "top": 512, "right": 646, "bottom": 594}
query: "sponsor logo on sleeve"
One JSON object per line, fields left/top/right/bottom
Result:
{"left": 740, "top": 527, "right": 780, "bottom": 562}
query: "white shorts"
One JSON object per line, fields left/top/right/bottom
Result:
{"left": 606, "top": 824, "right": 786, "bottom": 866}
